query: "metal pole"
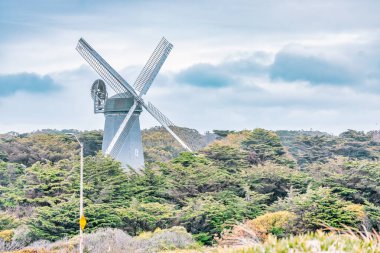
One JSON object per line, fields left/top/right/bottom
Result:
{"left": 66, "top": 133, "right": 84, "bottom": 253}
{"left": 79, "top": 142, "right": 84, "bottom": 253}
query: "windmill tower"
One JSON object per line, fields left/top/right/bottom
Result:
{"left": 76, "top": 38, "right": 192, "bottom": 170}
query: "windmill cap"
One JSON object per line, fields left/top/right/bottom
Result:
{"left": 104, "top": 93, "right": 142, "bottom": 114}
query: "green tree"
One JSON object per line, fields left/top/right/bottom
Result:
{"left": 270, "top": 187, "right": 365, "bottom": 232}
{"left": 117, "top": 199, "right": 177, "bottom": 235}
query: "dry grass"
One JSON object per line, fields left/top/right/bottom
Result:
{"left": 9, "top": 226, "right": 196, "bottom": 253}
{"left": 164, "top": 229, "right": 380, "bottom": 253}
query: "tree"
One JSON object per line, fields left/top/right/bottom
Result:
{"left": 270, "top": 187, "right": 366, "bottom": 232}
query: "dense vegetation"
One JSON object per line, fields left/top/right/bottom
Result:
{"left": 0, "top": 128, "right": 379, "bottom": 252}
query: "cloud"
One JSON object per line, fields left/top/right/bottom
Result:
{"left": 174, "top": 53, "right": 270, "bottom": 88}
{"left": 220, "top": 52, "right": 270, "bottom": 76}
{"left": 0, "top": 73, "right": 60, "bottom": 97}
{"left": 175, "top": 63, "right": 234, "bottom": 88}
{"left": 269, "top": 48, "right": 357, "bottom": 84}
{"left": 0, "top": 66, "right": 102, "bottom": 133}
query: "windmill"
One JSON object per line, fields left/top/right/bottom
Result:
{"left": 76, "top": 37, "right": 192, "bottom": 170}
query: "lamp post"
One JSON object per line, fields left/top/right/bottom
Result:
{"left": 67, "top": 133, "right": 84, "bottom": 253}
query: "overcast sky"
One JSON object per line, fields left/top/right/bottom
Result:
{"left": 1, "top": 0, "right": 380, "bottom": 134}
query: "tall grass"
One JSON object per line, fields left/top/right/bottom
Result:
{"left": 165, "top": 229, "right": 380, "bottom": 253}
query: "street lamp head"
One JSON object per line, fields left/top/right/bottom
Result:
{"left": 65, "top": 133, "right": 83, "bottom": 147}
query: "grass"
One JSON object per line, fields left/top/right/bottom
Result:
{"left": 163, "top": 230, "right": 380, "bottom": 253}
{"left": 5, "top": 227, "right": 380, "bottom": 252}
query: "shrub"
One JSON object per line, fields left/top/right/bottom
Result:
{"left": 133, "top": 226, "right": 195, "bottom": 252}
{"left": 83, "top": 228, "right": 132, "bottom": 253}
{"left": 247, "top": 211, "right": 296, "bottom": 239}
{"left": 270, "top": 187, "right": 366, "bottom": 233}
{"left": 0, "top": 212, "right": 19, "bottom": 230}
{"left": 117, "top": 200, "right": 177, "bottom": 235}
{"left": 29, "top": 200, "right": 123, "bottom": 241}
{"left": 0, "top": 225, "right": 32, "bottom": 252}
{"left": 179, "top": 192, "right": 262, "bottom": 245}
{"left": 364, "top": 202, "right": 380, "bottom": 231}
{"left": 242, "top": 129, "right": 295, "bottom": 167}
{"left": 14, "top": 227, "right": 195, "bottom": 253}
{"left": 306, "top": 160, "right": 380, "bottom": 206}
{"left": 344, "top": 204, "right": 369, "bottom": 228}
{"left": 244, "top": 163, "right": 311, "bottom": 204}
{"left": 0, "top": 230, "right": 14, "bottom": 242}
{"left": 217, "top": 211, "right": 296, "bottom": 247}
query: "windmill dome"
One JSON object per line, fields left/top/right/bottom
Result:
{"left": 104, "top": 93, "right": 143, "bottom": 114}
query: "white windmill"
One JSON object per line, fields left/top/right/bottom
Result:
{"left": 76, "top": 37, "right": 192, "bottom": 170}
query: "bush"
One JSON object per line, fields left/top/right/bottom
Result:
{"left": 242, "top": 129, "right": 295, "bottom": 167}
{"left": 216, "top": 223, "right": 260, "bottom": 247}
{"left": 0, "top": 230, "right": 14, "bottom": 242}
{"left": 14, "top": 227, "right": 195, "bottom": 253}
{"left": 247, "top": 211, "right": 296, "bottom": 239}
{"left": 178, "top": 192, "right": 262, "bottom": 245}
{"left": 0, "top": 213, "right": 19, "bottom": 230}
{"left": 117, "top": 200, "right": 177, "bottom": 235}
{"left": 133, "top": 226, "right": 195, "bottom": 252}
{"left": 244, "top": 163, "right": 311, "bottom": 204}
{"left": 29, "top": 200, "right": 123, "bottom": 241}
{"left": 0, "top": 226, "right": 32, "bottom": 252}
{"left": 270, "top": 187, "right": 367, "bottom": 233}
{"left": 306, "top": 160, "right": 380, "bottom": 206}
{"left": 217, "top": 211, "right": 296, "bottom": 247}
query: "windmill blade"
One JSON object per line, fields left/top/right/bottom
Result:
{"left": 105, "top": 100, "right": 139, "bottom": 155}
{"left": 133, "top": 37, "right": 173, "bottom": 96}
{"left": 143, "top": 101, "right": 192, "bottom": 152}
{"left": 76, "top": 38, "right": 138, "bottom": 98}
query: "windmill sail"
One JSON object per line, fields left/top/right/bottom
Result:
{"left": 76, "top": 38, "right": 137, "bottom": 97}
{"left": 143, "top": 102, "right": 192, "bottom": 152}
{"left": 133, "top": 37, "right": 173, "bottom": 96}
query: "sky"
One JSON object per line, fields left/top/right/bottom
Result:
{"left": 1, "top": 0, "right": 380, "bottom": 134}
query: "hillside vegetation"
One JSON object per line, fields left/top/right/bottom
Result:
{"left": 0, "top": 127, "right": 379, "bottom": 252}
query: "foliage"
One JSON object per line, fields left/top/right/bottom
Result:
{"left": 0, "top": 225, "right": 32, "bottom": 252}
{"left": 1, "top": 127, "right": 380, "bottom": 250}
{"left": 117, "top": 200, "right": 177, "bottom": 235}
{"left": 306, "top": 159, "right": 380, "bottom": 205}
{"left": 202, "top": 144, "right": 251, "bottom": 169}
{"left": 179, "top": 191, "right": 264, "bottom": 245}
{"left": 217, "top": 211, "right": 296, "bottom": 247}
{"left": 78, "top": 130, "right": 103, "bottom": 156}
{"left": 0, "top": 134, "right": 78, "bottom": 166}
{"left": 165, "top": 153, "right": 246, "bottom": 206}
{"left": 364, "top": 202, "right": 380, "bottom": 231}
{"left": 203, "top": 129, "right": 296, "bottom": 169}
{"left": 0, "top": 230, "right": 14, "bottom": 242}
{"left": 213, "top": 130, "right": 236, "bottom": 139}
{"left": 247, "top": 211, "right": 297, "bottom": 239}
{"left": 0, "top": 213, "right": 20, "bottom": 230}
{"left": 244, "top": 163, "right": 311, "bottom": 204}
{"left": 142, "top": 126, "right": 214, "bottom": 163}
{"left": 270, "top": 187, "right": 365, "bottom": 233}
{"left": 277, "top": 129, "right": 380, "bottom": 168}
{"left": 0, "top": 162, "right": 25, "bottom": 187}
{"left": 243, "top": 129, "right": 296, "bottom": 167}
{"left": 29, "top": 199, "right": 123, "bottom": 241}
